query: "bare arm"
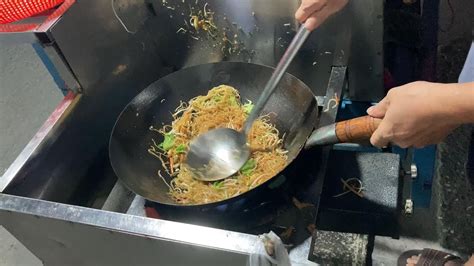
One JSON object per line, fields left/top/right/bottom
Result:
{"left": 295, "top": 0, "right": 348, "bottom": 30}
{"left": 368, "top": 81, "right": 474, "bottom": 148}
{"left": 450, "top": 82, "right": 474, "bottom": 124}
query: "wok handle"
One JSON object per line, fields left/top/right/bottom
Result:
{"left": 305, "top": 115, "right": 382, "bottom": 148}
{"left": 335, "top": 116, "right": 382, "bottom": 143}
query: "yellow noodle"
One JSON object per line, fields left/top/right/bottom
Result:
{"left": 149, "top": 85, "right": 287, "bottom": 204}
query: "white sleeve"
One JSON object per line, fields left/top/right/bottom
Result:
{"left": 459, "top": 41, "right": 474, "bottom": 83}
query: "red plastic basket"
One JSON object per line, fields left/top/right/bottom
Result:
{"left": 0, "top": 0, "right": 65, "bottom": 24}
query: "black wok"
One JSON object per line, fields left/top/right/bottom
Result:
{"left": 109, "top": 62, "right": 379, "bottom": 207}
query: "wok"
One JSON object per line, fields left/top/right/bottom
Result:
{"left": 109, "top": 62, "right": 379, "bottom": 207}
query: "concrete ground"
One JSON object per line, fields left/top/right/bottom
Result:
{"left": 0, "top": 43, "right": 61, "bottom": 266}
{"left": 0, "top": 227, "right": 42, "bottom": 266}
{"left": 0, "top": 44, "right": 62, "bottom": 176}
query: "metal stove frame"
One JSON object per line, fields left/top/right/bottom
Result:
{"left": 0, "top": 1, "right": 390, "bottom": 264}
{"left": 0, "top": 66, "right": 344, "bottom": 265}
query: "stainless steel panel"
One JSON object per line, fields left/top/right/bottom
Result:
{"left": 1, "top": 193, "right": 319, "bottom": 265}
{"left": 51, "top": 0, "right": 164, "bottom": 94}
{"left": 145, "top": 0, "right": 382, "bottom": 100}
{"left": 126, "top": 195, "right": 147, "bottom": 216}
{"left": 145, "top": 0, "right": 351, "bottom": 97}
{"left": 348, "top": 0, "right": 384, "bottom": 101}
{"left": 0, "top": 194, "right": 255, "bottom": 266}
{"left": 53, "top": 0, "right": 382, "bottom": 98}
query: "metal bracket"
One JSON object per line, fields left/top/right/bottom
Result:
{"left": 404, "top": 199, "right": 414, "bottom": 216}
{"left": 308, "top": 65, "right": 347, "bottom": 262}
{"left": 401, "top": 148, "right": 417, "bottom": 215}
{"left": 409, "top": 163, "right": 418, "bottom": 179}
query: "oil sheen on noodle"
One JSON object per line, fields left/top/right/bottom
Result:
{"left": 148, "top": 85, "right": 288, "bottom": 204}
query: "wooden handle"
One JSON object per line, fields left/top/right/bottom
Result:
{"left": 335, "top": 116, "right": 382, "bottom": 143}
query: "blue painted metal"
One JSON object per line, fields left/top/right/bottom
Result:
{"left": 339, "top": 99, "right": 372, "bottom": 120}
{"left": 31, "top": 43, "right": 68, "bottom": 95}
{"left": 391, "top": 145, "right": 434, "bottom": 208}
{"left": 412, "top": 145, "right": 435, "bottom": 207}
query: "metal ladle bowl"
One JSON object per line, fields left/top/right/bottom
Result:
{"left": 185, "top": 25, "right": 311, "bottom": 181}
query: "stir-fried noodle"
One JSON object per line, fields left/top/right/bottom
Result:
{"left": 148, "top": 85, "right": 287, "bottom": 204}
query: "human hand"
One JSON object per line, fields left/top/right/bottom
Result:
{"left": 295, "top": 0, "right": 349, "bottom": 31}
{"left": 367, "top": 81, "right": 467, "bottom": 148}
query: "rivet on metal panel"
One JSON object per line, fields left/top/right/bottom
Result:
{"left": 404, "top": 199, "right": 414, "bottom": 215}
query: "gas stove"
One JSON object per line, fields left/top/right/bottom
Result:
{"left": 144, "top": 148, "right": 324, "bottom": 246}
